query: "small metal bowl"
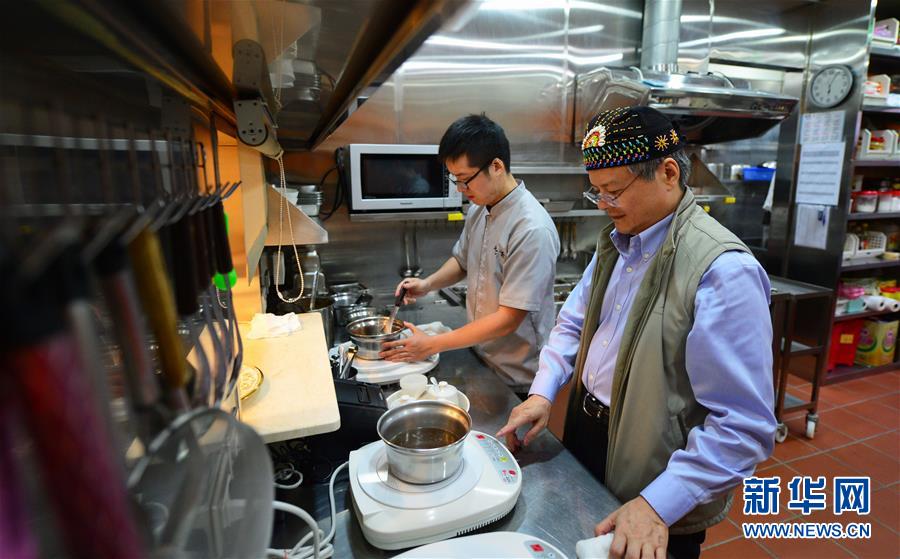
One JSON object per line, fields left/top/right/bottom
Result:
{"left": 377, "top": 400, "right": 471, "bottom": 484}
{"left": 346, "top": 316, "right": 407, "bottom": 359}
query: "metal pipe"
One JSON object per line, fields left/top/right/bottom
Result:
{"left": 640, "top": 0, "right": 682, "bottom": 73}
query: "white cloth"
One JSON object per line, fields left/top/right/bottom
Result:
{"left": 575, "top": 533, "right": 614, "bottom": 559}
{"left": 246, "top": 313, "right": 303, "bottom": 339}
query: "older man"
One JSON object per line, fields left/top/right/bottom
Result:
{"left": 498, "top": 106, "right": 776, "bottom": 559}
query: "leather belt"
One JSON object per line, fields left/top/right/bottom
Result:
{"left": 582, "top": 392, "right": 610, "bottom": 420}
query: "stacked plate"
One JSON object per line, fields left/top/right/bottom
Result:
{"left": 295, "top": 187, "right": 323, "bottom": 216}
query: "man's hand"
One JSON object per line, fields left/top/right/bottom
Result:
{"left": 495, "top": 395, "right": 552, "bottom": 453}
{"left": 380, "top": 322, "right": 437, "bottom": 362}
{"left": 595, "top": 497, "right": 668, "bottom": 559}
{"left": 395, "top": 278, "right": 431, "bottom": 305}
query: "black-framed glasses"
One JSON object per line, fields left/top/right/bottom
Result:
{"left": 583, "top": 173, "right": 641, "bottom": 208}
{"left": 449, "top": 161, "right": 492, "bottom": 190}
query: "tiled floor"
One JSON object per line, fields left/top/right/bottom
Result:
{"left": 701, "top": 370, "right": 900, "bottom": 558}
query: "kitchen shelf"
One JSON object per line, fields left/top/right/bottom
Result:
{"left": 852, "top": 159, "right": 900, "bottom": 167}
{"left": 861, "top": 103, "right": 900, "bottom": 114}
{"left": 348, "top": 207, "right": 604, "bottom": 222}
{"left": 784, "top": 340, "right": 823, "bottom": 356}
{"left": 834, "top": 308, "right": 900, "bottom": 322}
{"left": 264, "top": 186, "right": 328, "bottom": 245}
{"left": 841, "top": 257, "right": 900, "bottom": 271}
{"left": 349, "top": 210, "right": 465, "bottom": 222}
{"left": 510, "top": 165, "right": 586, "bottom": 175}
{"left": 870, "top": 44, "right": 900, "bottom": 60}
{"left": 847, "top": 212, "right": 900, "bottom": 221}
{"left": 549, "top": 209, "right": 604, "bottom": 218}
{"left": 826, "top": 361, "right": 900, "bottom": 384}
{"left": 694, "top": 194, "right": 735, "bottom": 203}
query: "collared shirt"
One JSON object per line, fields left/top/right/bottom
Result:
{"left": 530, "top": 214, "right": 774, "bottom": 526}
{"left": 452, "top": 181, "right": 560, "bottom": 390}
{"left": 582, "top": 213, "right": 673, "bottom": 402}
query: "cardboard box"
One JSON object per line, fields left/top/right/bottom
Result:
{"left": 855, "top": 319, "right": 899, "bottom": 366}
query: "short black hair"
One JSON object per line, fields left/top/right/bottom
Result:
{"left": 438, "top": 113, "right": 511, "bottom": 173}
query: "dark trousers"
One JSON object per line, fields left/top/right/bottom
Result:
{"left": 566, "top": 393, "right": 706, "bottom": 559}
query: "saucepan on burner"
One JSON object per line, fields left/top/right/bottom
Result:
{"left": 376, "top": 400, "right": 471, "bottom": 484}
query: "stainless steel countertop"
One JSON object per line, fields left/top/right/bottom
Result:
{"left": 272, "top": 297, "right": 621, "bottom": 558}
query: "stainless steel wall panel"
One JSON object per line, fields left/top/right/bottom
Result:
{"left": 678, "top": 0, "right": 815, "bottom": 71}
{"left": 782, "top": 0, "right": 876, "bottom": 288}
{"left": 321, "top": 0, "right": 644, "bottom": 165}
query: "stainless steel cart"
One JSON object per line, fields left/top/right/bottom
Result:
{"left": 769, "top": 276, "right": 834, "bottom": 442}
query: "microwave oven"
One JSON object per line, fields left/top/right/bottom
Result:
{"left": 347, "top": 144, "right": 462, "bottom": 212}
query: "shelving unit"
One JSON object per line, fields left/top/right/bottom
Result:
{"left": 348, "top": 207, "right": 605, "bottom": 222}
{"left": 841, "top": 257, "right": 900, "bottom": 271}
{"left": 852, "top": 159, "right": 900, "bottom": 167}
{"left": 834, "top": 307, "right": 900, "bottom": 322}
{"left": 847, "top": 211, "right": 900, "bottom": 220}
{"left": 870, "top": 44, "right": 900, "bottom": 59}
{"left": 862, "top": 104, "right": 900, "bottom": 114}
{"left": 825, "top": 20, "right": 900, "bottom": 383}
{"left": 828, "top": 361, "right": 899, "bottom": 383}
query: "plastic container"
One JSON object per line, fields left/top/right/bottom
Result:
{"left": 873, "top": 18, "right": 899, "bottom": 45}
{"left": 878, "top": 191, "right": 893, "bottom": 213}
{"left": 856, "top": 319, "right": 899, "bottom": 367}
{"left": 828, "top": 319, "right": 864, "bottom": 370}
{"left": 882, "top": 286, "right": 900, "bottom": 301}
{"left": 843, "top": 233, "right": 858, "bottom": 260}
{"left": 399, "top": 373, "right": 428, "bottom": 399}
{"left": 838, "top": 283, "right": 866, "bottom": 299}
{"left": 857, "top": 231, "right": 887, "bottom": 258}
{"left": 853, "top": 191, "right": 879, "bottom": 213}
{"left": 742, "top": 166, "right": 776, "bottom": 182}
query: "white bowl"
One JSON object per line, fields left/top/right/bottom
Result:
{"left": 386, "top": 388, "right": 470, "bottom": 412}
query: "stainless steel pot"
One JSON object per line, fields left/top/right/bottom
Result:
{"left": 376, "top": 400, "right": 471, "bottom": 484}
{"left": 332, "top": 292, "right": 374, "bottom": 325}
{"left": 346, "top": 316, "right": 406, "bottom": 359}
{"left": 345, "top": 305, "right": 385, "bottom": 324}
{"left": 288, "top": 295, "right": 334, "bottom": 349}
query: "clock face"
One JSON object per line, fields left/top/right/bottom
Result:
{"left": 809, "top": 65, "right": 854, "bottom": 108}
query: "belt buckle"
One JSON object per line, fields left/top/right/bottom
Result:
{"left": 582, "top": 393, "right": 607, "bottom": 419}
{"left": 582, "top": 394, "right": 598, "bottom": 419}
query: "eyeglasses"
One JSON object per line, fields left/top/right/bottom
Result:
{"left": 583, "top": 174, "right": 640, "bottom": 208}
{"left": 449, "top": 161, "right": 492, "bottom": 190}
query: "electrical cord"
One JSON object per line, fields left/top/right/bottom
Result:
{"left": 268, "top": 440, "right": 335, "bottom": 484}
{"left": 274, "top": 463, "right": 304, "bottom": 490}
{"left": 318, "top": 149, "right": 346, "bottom": 221}
{"left": 266, "top": 461, "right": 349, "bottom": 559}
{"left": 272, "top": 153, "right": 304, "bottom": 303}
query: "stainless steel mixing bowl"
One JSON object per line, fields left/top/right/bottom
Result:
{"left": 346, "top": 316, "right": 406, "bottom": 359}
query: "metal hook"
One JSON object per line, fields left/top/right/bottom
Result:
{"left": 221, "top": 180, "right": 242, "bottom": 200}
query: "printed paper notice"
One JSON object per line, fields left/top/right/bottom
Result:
{"left": 800, "top": 111, "right": 844, "bottom": 144}
{"left": 794, "top": 204, "right": 830, "bottom": 250}
{"left": 796, "top": 142, "right": 845, "bottom": 206}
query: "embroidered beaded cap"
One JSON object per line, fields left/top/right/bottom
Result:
{"left": 582, "top": 106, "right": 682, "bottom": 170}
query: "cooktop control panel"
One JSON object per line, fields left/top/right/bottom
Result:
{"left": 524, "top": 539, "right": 560, "bottom": 558}
{"left": 474, "top": 433, "right": 519, "bottom": 485}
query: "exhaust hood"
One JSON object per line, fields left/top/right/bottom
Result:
{"left": 575, "top": 0, "right": 798, "bottom": 145}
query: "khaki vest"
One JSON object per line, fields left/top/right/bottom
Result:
{"left": 563, "top": 189, "right": 751, "bottom": 534}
